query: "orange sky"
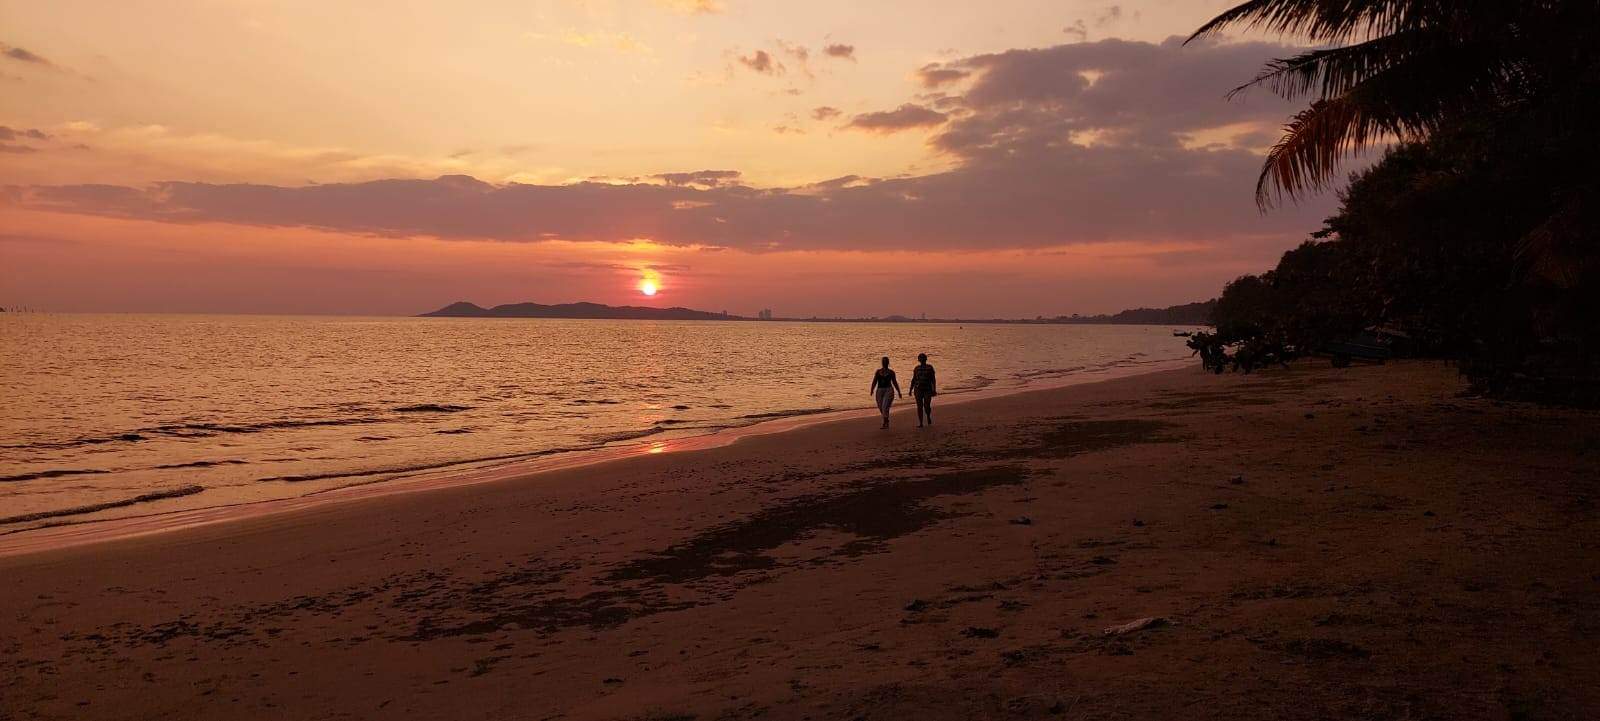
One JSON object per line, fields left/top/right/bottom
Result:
{"left": 1, "top": 1, "right": 1335, "bottom": 317}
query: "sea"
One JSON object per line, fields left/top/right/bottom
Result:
{"left": 1, "top": 314, "right": 1198, "bottom": 534}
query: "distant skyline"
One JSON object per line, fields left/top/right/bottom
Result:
{"left": 1, "top": 1, "right": 1338, "bottom": 317}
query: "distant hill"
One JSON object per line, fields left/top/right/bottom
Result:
{"left": 420, "top": 301, "right": 738, "bottom": 321}
{"left": 419, "top": 298, "right": 1214, "bottom": 324}
{"left": 1061, "top": 300, "right": 1215, "bottom": 325}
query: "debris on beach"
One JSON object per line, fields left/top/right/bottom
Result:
{"left": 1101, "top": 617, "right": 1168, "bottom": 637}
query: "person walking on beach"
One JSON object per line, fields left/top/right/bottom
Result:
{"left": 870, "top": 356, "right": 902, "bottom": 429}
{"left": 910, "top": 353, "right": 936, "bottom": 427}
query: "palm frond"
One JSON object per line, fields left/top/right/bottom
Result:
{"left": 1189, "top": 0, "right": 1427, "bottom": 45}
{"left": 1253, "top": 40, "right": 1507, "bottom": 207}
{"left": 1255, "top": 97, "right": 1390, "bottom": 207}
{"left": 1227, "top": 31, "right": 1430, "bottom": 101}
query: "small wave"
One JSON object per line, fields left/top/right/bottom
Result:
{"left": 571, "top": 399, "right": 622, "bottom": 405}
{"left": 6, "top": 417, "right": 393, "bottom": 452}
{"left": 737, "top": 407, "right": 835, "bottom": 420}
{"left": 0, "top": 485, "right": 205, "bottom": 526}
{"left": 155, "top": 418, "right": 390, "bottom": 435}
{"left": 434, "top": 428, "right": 474, "bottom": 435}
{"left": 670, "top": 404, "right": 691, "bottom": 410}
{"left": 585, "top": 427, "right": 667, "bottom": 444}
{"left": 0, "top": 433, "right": 146, "bottom": 451}
{"left": 152, "top": 459, "right": 249, "bottom": 470}
{"left": 355, "top": 436, "right": 392, "bottom": 442}
{"left": 259, "top": 470, "right": 368, "bottom": 483}
{"left": 255, "top": 444, "right": 601, "bottom": 484}
{"left": 1013, "top": 366, "right": 1087, "bottom": 380}
{"left": 394, "top": 403, "right": 472, "bottom": 413}
{"left": 157, "top": 428, "right": 217, "bottom": 438}
{"left": 944, "top": 375, "right": 997, "bottom": 392}
{"left": 660, "top": 423, "right": 736, "bottom": 433}
{"left": 0, "top": 468, "right": 113, "bottom": 483}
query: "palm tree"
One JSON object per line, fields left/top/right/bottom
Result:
{"left": 1190, "top": 0, "right": 1600, "bottom": 208}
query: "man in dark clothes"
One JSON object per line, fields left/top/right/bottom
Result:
{"left": 910, "top": 353, "right": 936, "bottom": 427}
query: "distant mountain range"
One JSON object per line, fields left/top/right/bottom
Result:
{"left": 420, "top": 301, "right": 737, "bottom": 320}
{"left": 420, "top": 299, "right": 1215, "bottom": 325}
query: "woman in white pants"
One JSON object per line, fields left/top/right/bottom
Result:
{"left": 869, "top": 356, "right": 902, "bottom": 429}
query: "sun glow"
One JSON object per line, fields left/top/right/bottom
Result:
{"left": 638, "top": 267, "right": 663, "bottom": 297}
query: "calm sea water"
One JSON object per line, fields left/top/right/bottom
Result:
{"left": 1, "top": 314, "right": 1196, "bottom": 532}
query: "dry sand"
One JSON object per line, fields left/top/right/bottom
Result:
{"left": 2, "top": 361, "right": 1597, "bottom": 720}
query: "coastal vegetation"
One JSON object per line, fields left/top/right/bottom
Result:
{"left": 1194, "top": 0, "right": 1600, "bottom": 403}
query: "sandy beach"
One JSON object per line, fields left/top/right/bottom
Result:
{"left": 3, "top": 361, "right": 1597, "bottom": 720}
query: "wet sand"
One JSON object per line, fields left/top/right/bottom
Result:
{"left": 3, "top": 361, "right": 1598, "bottom": 720}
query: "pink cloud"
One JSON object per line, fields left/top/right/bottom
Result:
{"left": 736, "top": 50, "right": 782, "bottom": 75}
{"left": 823, "top": 44, "right": 855, "bottom": 61}
{"left": 916, "top": 63, "right": 970, "bottom": 88}
{"left": 843, "top": 104, "right": 947, "bottom": 133}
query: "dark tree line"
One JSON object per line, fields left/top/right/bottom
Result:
{"left": 1193, "top": 0, "right": 1600, "bottom": 403}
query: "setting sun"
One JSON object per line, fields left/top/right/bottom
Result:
{"left": 639, "top": 279, "right": 658, "bottom": 296}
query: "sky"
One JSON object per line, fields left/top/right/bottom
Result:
{"left": 0, "top": 0, "right": 1336, "bottom": 317}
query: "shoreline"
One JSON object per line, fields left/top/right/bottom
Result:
{"left": 6, "top": 359, "right": 1595, "bottom": 719}
{"left": 0, "top": 356, "right": 1192, "bottom": 558}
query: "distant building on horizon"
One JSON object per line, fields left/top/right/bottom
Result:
{"left": 758, "top": 309, "right": 773, "bottom": 320}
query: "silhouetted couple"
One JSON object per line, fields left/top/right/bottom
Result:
{"left": 870, "top": 354, "right": 936, "bottom": 429}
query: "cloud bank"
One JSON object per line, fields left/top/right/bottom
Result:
{"left": 10, "top": 37, "right": 1329, "bottom": 253}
